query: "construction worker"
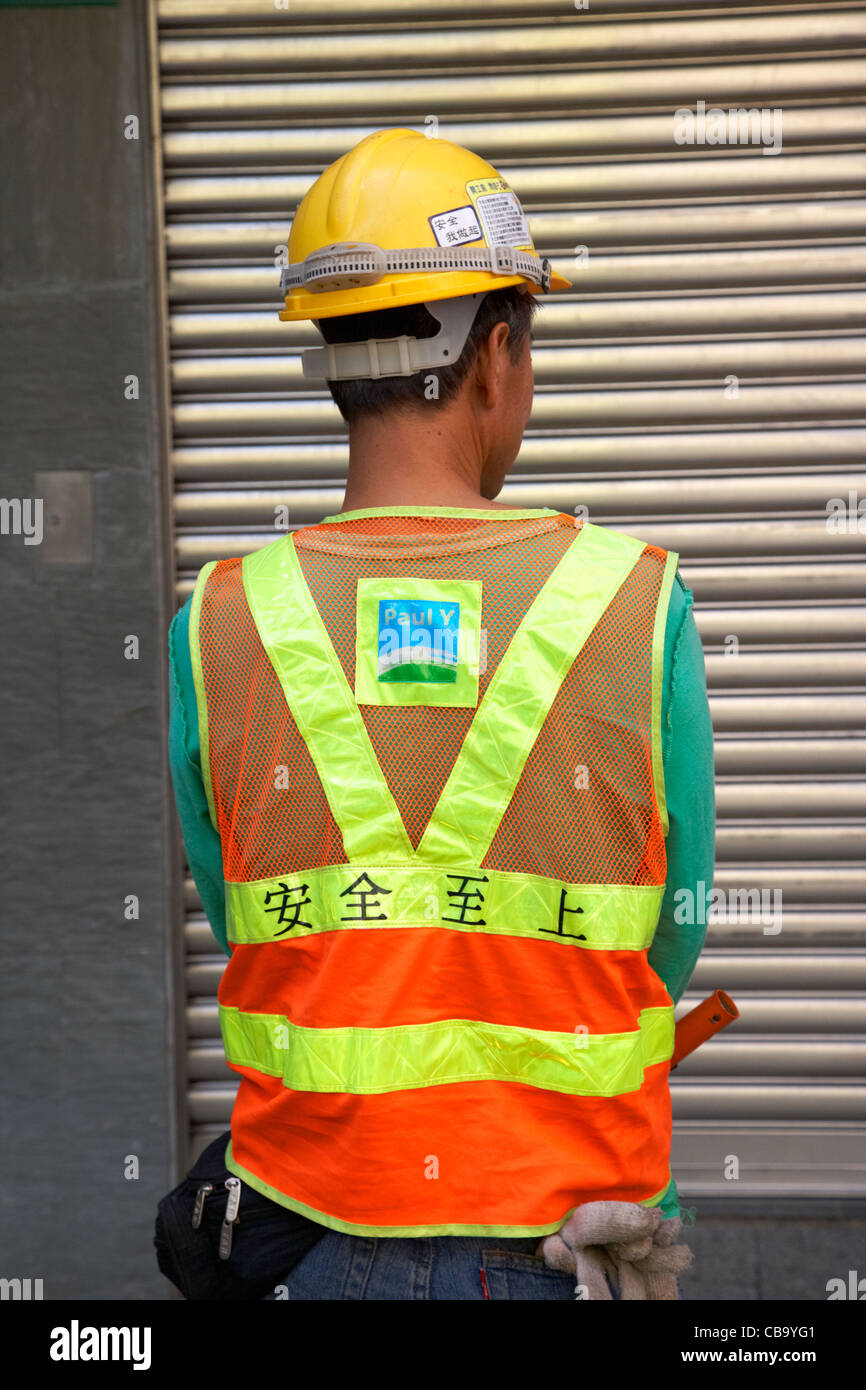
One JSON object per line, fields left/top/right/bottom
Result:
{"left": 166, "top": 128, "right": 715, "bottom": 1301}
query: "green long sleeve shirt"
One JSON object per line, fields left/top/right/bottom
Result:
{"left": 167, "top": 510, "right": 716, "bottom": 1222}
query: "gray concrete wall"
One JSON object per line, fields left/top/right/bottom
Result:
{"left": 679, "top": 1201, "right": 866, "bottom": 1301}
{"left": 685, "top": 1218, "right": 866, "bottom": 1301}
{"left": 0, "top": 0, "right": 183, "bottom": 1299}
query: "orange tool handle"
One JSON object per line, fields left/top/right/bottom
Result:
{"left": 671, "top": 990, "right": 739, "bottom": 1069}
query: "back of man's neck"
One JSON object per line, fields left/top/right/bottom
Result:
{"left": 337, "top": 492, "right": 515, "bottom": 512}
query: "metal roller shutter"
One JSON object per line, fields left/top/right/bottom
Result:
{"left": 151, "top": 0, "right": 866, "bottom": 1200}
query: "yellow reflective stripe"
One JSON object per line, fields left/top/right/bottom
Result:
{"left": 241, "top": 534, "right": 415, "bottom": 863}
{"left": 417, "top": 523, "right": 645, "bottom": 863}
{"left": 241, "top": 523, "right": 646, "bottom": 870}
{"left": 218, "top": 1003, "right": 674, "bottom": 1097}
{"left": 318, "top": 506, "right": 562, "bottom": 523}
{"left": 225, "top": 866, "right": 664, "bottom": 949}
{"left": 223, "top": 1140, "right": 673, "bottom": 1238}
{"left": 189, "top": 560, "right": 219, "bottom": 835}
{"left": 652, "top": 549, "right": 679, "bottom": 839}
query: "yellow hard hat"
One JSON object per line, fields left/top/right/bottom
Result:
{"left": 279, "top": 127, "right": 571, "bottom": 323}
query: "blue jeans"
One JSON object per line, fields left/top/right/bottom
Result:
{"left": 262, "top": 1230, "right": 683, "bottom": 1300}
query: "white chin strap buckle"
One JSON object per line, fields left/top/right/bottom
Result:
{"left": 301, "top": 293, "right": 486, "bottom": 382}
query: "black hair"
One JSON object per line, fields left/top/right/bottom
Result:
{"left": 315, "top": 285, "right": 539, "bottom": 425}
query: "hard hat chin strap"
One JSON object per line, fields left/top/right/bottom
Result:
{"left": 301, "top": 292, "right": 487, "bottom": 382}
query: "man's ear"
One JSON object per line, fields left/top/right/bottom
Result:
{"left": 472, "top": 321, "right": 510, "bottom": 404}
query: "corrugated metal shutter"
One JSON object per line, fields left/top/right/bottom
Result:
{"left": 153, "top": 0, "right": 866, "bottom": 1199}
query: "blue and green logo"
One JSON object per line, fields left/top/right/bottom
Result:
{"left": 377, "top": 599, "right": 460, "bottom": 684}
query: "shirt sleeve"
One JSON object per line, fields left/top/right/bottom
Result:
{"left": 168, "top": 596, "right": 231, "bottom": 958}
{"left": 647, "top": 571, "right": 716, "bottom": 1004}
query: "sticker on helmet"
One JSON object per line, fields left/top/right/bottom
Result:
{"left": 355, "top": 577, "right": 483, "bottom": 708}
{"left": 428, "top": 204, "right": 483, "bottom": 249}
{"left": 465, "top": 177, "right": 532, "bottom": 251}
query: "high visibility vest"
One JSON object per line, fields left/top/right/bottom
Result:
{"left": 188, "top": 508, "right": 680, "bottom": 1238}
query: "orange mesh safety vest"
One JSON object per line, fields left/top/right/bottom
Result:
{"left": 189, "top": 507, "right": 680, "bottom": 1237}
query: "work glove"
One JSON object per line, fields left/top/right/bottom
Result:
{"left": 539, "top": 1199, "right": 693, "bottom": 1299}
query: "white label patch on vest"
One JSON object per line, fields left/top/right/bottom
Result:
{"left": 355, "top": 577, "right": 483, "bottom": 709}
{"left": 428, "top": 204, "right": 483, "bottom": 249}
{"left": 465, "top": 178, "right": 532, "bottom": 251}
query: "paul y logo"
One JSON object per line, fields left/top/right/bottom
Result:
{"left": 355, "top": 577, "right": 483, "bottom": 709}
{"left": 377, "top": 598, "right": 460, "bottom": 684}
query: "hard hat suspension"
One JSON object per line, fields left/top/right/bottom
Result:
{"left": 302, "top": 291, "right": 488, "bottom": 382}
{"left": 281, "top": 241, "right": 552, "bottom": 297}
